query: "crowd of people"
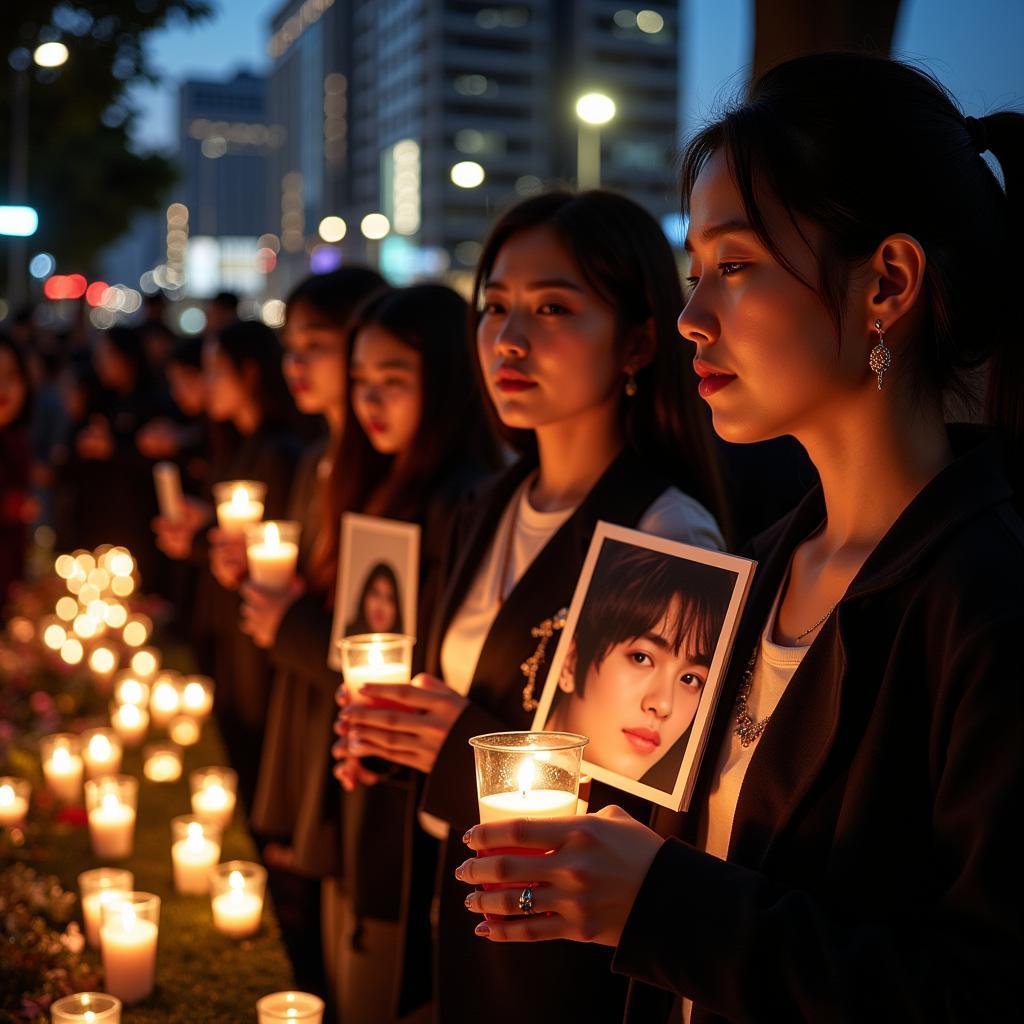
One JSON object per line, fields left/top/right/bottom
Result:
{"left": 1, "top": 53, "right": 1021, "bottom": 1023}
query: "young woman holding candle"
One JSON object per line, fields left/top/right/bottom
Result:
{"left": 336, "top": 189, "right": 728, "bottom": 1023}
{"left": 246, "top": 282, "right": 500, "bottom": 1022}
{"left": 455, "top": 54, "right": 1024, "bottom": 1023}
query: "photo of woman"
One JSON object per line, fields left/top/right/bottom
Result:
{"left": 344, "top": 561, "right": 404, "bottom": 635}
{"left": 546, "top": 539, "right": 735, "bottom": 791}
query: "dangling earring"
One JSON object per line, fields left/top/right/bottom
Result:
{"left": 869, "top": 319, "right": 892, "bottom": 390}
{"left": 624, "top": 371, "right": 638, "bottom": 397}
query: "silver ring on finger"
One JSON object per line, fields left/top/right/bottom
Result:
{"left": 518, "top": 886, "right": 535, "bottom": 915}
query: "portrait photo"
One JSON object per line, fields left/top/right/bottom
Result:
{"left": 532, "top": 522, "right": 755, "bottom": 811}
{"left": 328, "top": 513, "right": 420, "bottom": 670}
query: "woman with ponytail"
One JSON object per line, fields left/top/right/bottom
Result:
{"left": 456, "top": 54, "right": 1024, "bottom": 1023}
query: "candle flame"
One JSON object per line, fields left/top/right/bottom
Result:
{"left": 229, "top": 870, "right": 245, "bottom": 891}
{"left": 89, "top": 734, "right": 112, "bottom": 759}
{"left": 0, "top": 784, "right": 13, "bottom": 806}
{"left": 183, "top": 681, "right": 206, "bottom": 708}
{"left": 119, "top": 901, "right": 136, "bottom": 933}
{"left": 101, "top": 793, "right": 121, "bottom": 814}
{"left": 231, "top": 484, "right": 249, "bottom": 509}
{"left": 52, "top": 746, "right": 72, "bottom": 771}
{"left": 517, "top": 757, "right": 537, "bottom": 795}
{"left": 119, "top": 703, "right": 142, "bottom": 727}
{"left": 265, "top": 521, "right": 281, "bottom": 547}
{"left": 119, "top": 678, "right": 145, "bottom": 705}
{"left": 153, "top": 682, "right": 179, "bottom": 711}
{"left": 131, "top": 649, "right": 157, "bottom": 676}
{"left": 186, "top": 821, "right": 204, "bottom": 849}
{"left": 84, "top": 1011, "right": 95, "bottom": 1023}
{"left": 368, "top": 645, "right": 385, "bottom": 670}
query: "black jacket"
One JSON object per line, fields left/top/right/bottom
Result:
{"left": 613, "top": 428, "right": 1023, "bottom": 1023}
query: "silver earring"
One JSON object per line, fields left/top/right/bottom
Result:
{"left": 869, "top": 319, "right": 892, "bottom": 390}
{"left": 624, "top": 371, "right": 638, "bottom": 397}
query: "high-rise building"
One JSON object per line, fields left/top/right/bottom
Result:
{"left": 266, "top": 1, "right": 682, "bottom": 288}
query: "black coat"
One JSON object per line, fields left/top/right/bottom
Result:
{"left": 613, "top": 428, "right": 1023, "bottom": 1023}
{"left": 417, "top": 452, "right": 678, "bottom": 1024}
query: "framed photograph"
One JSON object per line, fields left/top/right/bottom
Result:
{"left": 327, "top": 513, "right": 421, "bottom": 671}
{"left": 530, "top": 522, "right": 756, "bottom": 812}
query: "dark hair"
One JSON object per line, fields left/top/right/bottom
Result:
{"left": 471, "top": 189, "right": 727, "bottom": 529}
{"left": 344, "top": 561, "right": 404, "bottom": 634}
{"left": 212, "top": 320, "right": 296, "bottom": 429}
{"left": 680, "top": 52, "right": 1024, "bottom": 454}
{"left": 168, "top": 337, "right": 203, "bottom": 370}
{"left": 285, "top": 267, "right": 387, "bottom": 325}
{"left": 100, "top": 326, "right": 153, "bottom": 392}
{"left": 314, "top": 284, "right": 502, "bottom": 588}
{"left": 0, "top": 333, "right": 32, "bottom": 428}
{"left": 569, "top": 540, "right": 734, "bottom": 700}
{"left": 211, "top": 291, "right": 239, "bottom": 311}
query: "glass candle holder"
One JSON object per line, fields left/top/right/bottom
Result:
{"left": 149, "top": 674, "right": 183, "bottom": 729}
{"left": 100, "top": 892, "right": 160, "bottom": 1005}
{"left": 121, "top": 614, "right": 152, "bottom": 648}
{"left": 128, "top": 646, "right": 160, "bottom": 680}
{"left": 113, "top": 672, "right": 150, "bottom": 708}
{"left": 213, "top": 480, "right": 266, "bottom": 536}
{"left": 168, "top": 714, "right": 201, "bottom": 747}
{"left": 469, "top": 731, "right": 588, "bottom": 921}
{"left": 170, "top": 815, "right": 222, "bottom": 895}
{"left": 40, "top": 733, "right": 84, "bottom": 803}
{"left": 51, "top": 992, "right": 122, "bottom": 1023}
{"left": 190, "top": 767, "right": 237, "bottom": 829}
{"left": 337, "top": 633, "right": 415, "bottom": 705}
{"left": 256, "top": 992, "right": 325, "bottom": 1023}
{"left": 85, "top": 775, "right": 138, "bottom": 859}
{"left": 109, "top": 700, "right": 149, "bottom": 748}
{"left": 180, "top": 675, "right": 214, "bottom": 720}
{"left": 245, "top": 520, "right": 300, "bottom": 591}
{"left": 143, "top": 742, "right": 183, "bottom": 783}
{"left": 210, "top": 861, "right": 266, "bottom": 938}
{"left": 78, "top": 867, "right": 134, "bottom": 948}
{"left": 0, "top": 776, "right": 30, "bottom": 827}
{"left": 81, "top": 728, "right": 123, "bottom": 779}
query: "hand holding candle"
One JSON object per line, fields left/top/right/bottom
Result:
{"left": 213, "top": 480, "right": 266, "bottom": 537}
{"left": 245, "top": 520, "right": 300, "bottom": 591}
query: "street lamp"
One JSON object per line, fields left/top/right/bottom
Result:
{"left": 575, "top": 92, "right": 616, "bottom": 190}
{"left": 360, "top": 213, "right": 390, "bottom": 267}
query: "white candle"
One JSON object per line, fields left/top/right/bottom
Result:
{"left": 79, "top": 868, "right": 134, "bottom": 949}
{"left": 100, "top": 899, "right": 159, "bottom": 1005}
{"left": 168, "top": 714, "right": 201, "bottom": 747}
{"left": 216, "top": 483, "right": 264, "bottom": 537}
{"left": 191, "top": 780, "right": 236, "bottom": 830}
{"left": 171, "top": 821, "right": 221, "bottom": 895}
{"left": 342, "top": 642, "right": 410, "bottom": 702}
{"left": 130, "top": 647, "right": 159, "bottom": 680}
{"left": 143, "top": 745, "right": 182, "bottom": 783}
{"left": 181, "top": 677, "right": 214, "bottom": 720}
{"left": 0, "top": 779, "right": 29, "bottom": 826}
{"left": 256, "top": 991, "right": 325, "bottom": 1023}
{"left": 477, "top": 758, "right": 579, "bottom": 822}
{"left": 50, "top": 991, "right": 123, "bottom": 1023}
{"left": 42, "top": 740, "right": 84, "bottom": 803}
{"left": 246, "top": 521, "right": 299, "bottom": 591}
{"left": 82, "top": 730, "right": 123, "bottom": 779}
{"left": 211, "top": 870, "right": 263, "bottom": 938}
{"left": 88, "top": 793, "right": 136, "bottom": 859}
{"left": 110, "top": 702, "right": 149, "bottom": 747}
{"left": 149, "top": 679, "right": 181, "bottom": 729}
{"left": 113, "top": 675, "right": 149, "bottom": 708}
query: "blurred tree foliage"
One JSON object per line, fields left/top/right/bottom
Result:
{"left": 0, "top": 1, "right": 212, "bottom": 274}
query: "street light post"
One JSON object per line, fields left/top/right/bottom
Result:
{"left": 574, "top": 92, "right": 616, "bottom": 190}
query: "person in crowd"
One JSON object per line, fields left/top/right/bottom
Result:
{"left": 153, "top": 319, "right": 301, "bottom": 806}
{"left": 267, "top": 282, "right": 501, "bottom": 1024}
{"left": 0, "top": 334, "right": 34, "bottom": 610}
{"left": 455, "top": 53, "right": 1024, "bottom": 1024}
{"left": 204, "top": 290, "right": 240, "bottom": 343}
{"left": 335, "top": 190, "right": 728, "bottom": 1023}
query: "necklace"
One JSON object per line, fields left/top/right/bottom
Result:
{"left": 793, "top": 604, "right": 837, "bottom": 641}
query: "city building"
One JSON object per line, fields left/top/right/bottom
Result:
{"left": 266, "top": 0, "right": 682, "bottom": 290}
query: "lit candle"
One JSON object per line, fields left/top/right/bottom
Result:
{"left": 338, "top": 633, "right": 414, "bottom": 705}
{"left": 181, "top": 675, "right": 214, "bottom": 720}
{"left": 214, "top": 480, "right": 266, "bottom": 537}
{"left": 0, "top": 777, "right": 30, "bottom": 827}
{"left": 130, "top": 646, "right": 160, "bottom": 680}
{"left": 41, "top": 734, "right": 84, "bottom": 803}
{"left": 85, "top": 776, "right": 137, "bottom": 860}
{"left": 122, "top": 615, "right": 151, "bottom": 648}
{"left": 143, "top": 743, "right": 183, "bottom": 783}
{"left": 42, "top": 616, "right": 67, "bottom": 650}
{"left": 168, "top": 714, "right": 201, "bottom": 747}
{"left": 256, "top": 991, "right": 325, "bottom": 1023}
{"left": 190, "top": 767, "right": 237, "bottom": 830}
{"left": 171, "top": 816, "right": 222, "bottom": 895}
{"left": 100, "top": 893, "right": 160, "bottom": 1005}
{"left": 211, "top": 862, "right": 265, "bottom": 938}
{"left": 110, "top": 701, "right": 149, "bottom": 747}
{"left": 113, "top": 673, "right": 149, "bottom": 708}
{"left": 245, "top": 520, "right": 300, "bottom": 591}
{"left": 50, "top": 991, "right": 122, "bottom": 1023}
{"left": 149, "top": 676, "right": 182, "bottom": 729}
{"left": 477, "top": 757, "right": 579, "bottom": 822}
{"left": 81, "top": 729, "right": 123, "bottom": 779}
{"left": 78, "top": 867, "right": 133, "bottom": 949}
{"left": 88, "top": 644, "right": 119, "bottom": 693}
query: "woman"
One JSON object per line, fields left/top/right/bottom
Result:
{"left": 337, "top": 190, "right": 728, "bottom": 1023}
{"left": 0, "top": 334, "right": 33, "bottom": 610}
{"left": 457, "top": 54, "right": 1024, "bottom": 1023}
{"left": 252, "top": 283, "right": 501, "bottom": 1023}
{"left": 344, "top": 562, "right": 404, "bottom": 634}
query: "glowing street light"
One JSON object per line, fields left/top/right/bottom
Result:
{"left": 33, "top": 42, "right": 69, "bottom": 68}
{"left": 575, "top": 92, "right": 616, "bottom": 190}
{"left": 318, "top": 216, "right": 347, "bottom": 243}
{"left": 360, "top": 213, "right": 390, "bottom": 240}
{"left": 450, "top": 161, "right": 485, "bottom": 189}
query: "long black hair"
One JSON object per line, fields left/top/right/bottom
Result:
{"left": 471, "top": 189, "right": 728, "bottom": 531}
{"left": 344, "top": 561, "right": 404, "bottom": 635}
{"left": 680, "top": 52, "right": 1024, "bottom": 461}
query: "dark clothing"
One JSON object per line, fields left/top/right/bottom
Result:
{"left": 0, "top": 426, "right": 31, "bottom": 610}
{"left": 613, "top": 428, "right": 1023, "bottom": 1023}
{"left": 418, "top": 453, "right": 676, "bottom": 1024}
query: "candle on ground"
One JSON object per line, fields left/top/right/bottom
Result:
{"left": 100, "top": 894, "right": 160, "bottom": 1005}
{"left": 50, "top": 992, "right": 123, "bottom": 1023}
{"left": 110, "top": 701, "right": 149, "bottom": 747}
{"left": 168, "top": 714, "right": 201, "bottom": 747}
{"left": 211, "top": 863, "right": 265, "bottom": 938}
{"left": 171, "top": 817, "right": 222, "bottom": 895}
{"left": 85, "top": 777, "right": 137, "bottom": 860}
{"left": 245, "top": 521, "right": 300, "bottom": 591}
{"left": 143, "top": 743, "right": 183, "bottom": 783}
{"left": 256, "top": 991, "right": 325, "bottom": 1023}
{"left": 181, "top": 676, "right": 214, "bottom": 720}
{"left": 149, "top": 677, "right": 182, "bottom": 728}
{"left": 0, "top": 777, "right": 30, "bottom": 827}
{"left": 190, "top": 768, "right": 237, "bottom": 830}
{"left": 78, "top": 867, "right": 134, "bottom": 948}
{"left": 41, "top": 734, "right": 84, "bottom": 803}
{"left": 81, "top": 729, "right": 123, "bottom": 779}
